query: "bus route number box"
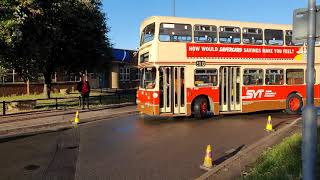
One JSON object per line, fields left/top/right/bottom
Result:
{"left": 196, "top": 61, "right": 206, "bottom": 67}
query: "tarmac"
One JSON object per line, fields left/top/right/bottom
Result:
{"left": 0, "top": 103, "right": 138, "bottom": 139}
{"left": 0, "top": 104, "right": 316, "bottom": 179}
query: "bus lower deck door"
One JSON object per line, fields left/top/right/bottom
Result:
{"left": 220, "top": 67, "right": 241, "bottom": 112}
{"left": 159, "top": 67, "right": 185, "bottom": 114}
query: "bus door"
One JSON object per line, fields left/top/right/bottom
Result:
{"left": 220, "top": 67, "right": 241, "bottom": 112}
{"left": 159, "top": 67, "right": 185, "bottom": 114}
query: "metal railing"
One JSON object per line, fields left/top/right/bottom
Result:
{"left": 0, "top": 89, "right": 137, "bottom": 116}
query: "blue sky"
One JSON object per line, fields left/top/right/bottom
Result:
{"left": 102, "top": 0, "right": 307, "bottom": 50}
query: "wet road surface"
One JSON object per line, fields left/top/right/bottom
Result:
{"left": 0, "top": 128, "right": 79, "bottom": 180}
{"left": 0, "top": 111, "right": 300, "bottom": 180}
{"left": 75, "top": 111, "right": 300, "bottom": 180}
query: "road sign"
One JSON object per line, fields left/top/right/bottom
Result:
{"left": 292, "top": 6, "right": 320, "bottom": 44}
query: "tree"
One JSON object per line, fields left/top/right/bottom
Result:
{"left": 0, "top": 0, "right": 112, "bottom": 98}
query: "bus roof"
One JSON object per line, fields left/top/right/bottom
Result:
{"left": 140, "top": 16, "right": 292, "bottom": 30}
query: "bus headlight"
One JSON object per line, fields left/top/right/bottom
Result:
{"left": 153, "top": 92, "right": 158, "bottom": 98}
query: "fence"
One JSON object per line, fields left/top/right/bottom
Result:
{"left": 0, "top": 89, "right": 137, "bottom": 116}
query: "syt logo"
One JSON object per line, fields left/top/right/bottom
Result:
{"left": 243, "top": 89, "right": 264, "bottom": 99}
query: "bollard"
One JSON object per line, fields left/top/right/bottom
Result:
{"left": 3, "top": 101, "right": 5, "bottom": 115}
{"left": 88, "top": 96, "right": 90, "bottom": 109}
{"left": 99, "top": 95, "right": 102, "bottom": 104}
{"left": 55, "top": 98, "right": 58, "bottom": 110}
{"left": 79, "top": 96, "right": 81, "bottom": 107}
{"left": 118, "top": 91, "right": 121, "bottom": 104}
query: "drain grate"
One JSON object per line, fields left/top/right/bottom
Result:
{"left": 24, "top": 164, "right": 40, "bottom": 171}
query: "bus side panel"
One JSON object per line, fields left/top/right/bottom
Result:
{"left": 137, "top": 89, "right": 160, "bottom": 115}
{"left": 314, "top": 84, "right": 320, "bottom": 106}
{"left": 186, "top": 87, "right": 220, "bottom": 115}
{"left": 241, "top": 85, "right": 306, "bottom": 113}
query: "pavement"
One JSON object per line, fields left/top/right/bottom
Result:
{"left": 0, "top": 103, "right": 138, "bottom": 139}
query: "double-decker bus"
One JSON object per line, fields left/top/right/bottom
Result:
{"left": 137, "top": 16, "right": 319, "bottom": 118}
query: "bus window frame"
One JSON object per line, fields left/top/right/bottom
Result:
{"left": 159, "top": 23, "right": 192, "bottom": 43}
{"left": 219, "top": 26, "right": 241, "bottom": 44}
{"left": 264, "top": 29, "right": 284, "bottom": 46}
{"left": 265, "top": 68, "right": 284, "bottom": 85}
{"left": 286, "top": 69, "right": 305, "bottom": 85}
{"left": 194, "top": 68, "right": 218, "bottom": 87}
{"left": 139, "top": 67, "right": 157, "bottom": 89}
{"left": 140, "top": 22, "right": 156, "bottom": 46}
{"left": 242, "top": 27, "right": 263, "bottom": 45}
{"left": 243, "top": 68, "right": 264, "bottom": 86}
{"left": 194, "top": 24, "right": 218, "bottom": 43}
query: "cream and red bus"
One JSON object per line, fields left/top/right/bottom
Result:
{"left": 137, "top": 16, "right": 319, "bottom": 118}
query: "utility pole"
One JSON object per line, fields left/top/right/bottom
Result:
{"left": 303, "top": 0, "right": 317, "bottom": 179}
{"left": 173, "top": 0, "right": 175, "bottom": 16}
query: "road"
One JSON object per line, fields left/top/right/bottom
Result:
{"left": 0, "top": 111, "right": 300, "bottom": 180}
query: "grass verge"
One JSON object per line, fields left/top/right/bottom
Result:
{"left": 242, "top": 128, "right": 320, "bottom": 180}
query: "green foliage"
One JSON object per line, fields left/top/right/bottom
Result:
{"left": 242, "top": 129, "right": 320, "bottom": 180}
{"left": 0, "top": 0, "right": 112, "bottom": 97}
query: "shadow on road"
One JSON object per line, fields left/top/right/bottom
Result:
{"left": 214, "top": 144, "right": 245, "bottom": 165}
{"left": 138, "top": 110, "right": 290, "bottom": 126}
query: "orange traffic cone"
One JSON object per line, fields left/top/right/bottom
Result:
{"left": 200, "top": 145, "right": 213, "bottom": 171}
{"left": 266, "top": 115, "right": 273, "bottom": 132}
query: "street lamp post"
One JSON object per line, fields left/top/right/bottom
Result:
{"left": 303, "top": 0, "right": 318, "bottom": 179}
{"left": 173, "top": 0, "right": 175, "bottom": 16}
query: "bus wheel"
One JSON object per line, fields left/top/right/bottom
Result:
{"left": 286, "top": 93, "right": 303, "bottom": 114}
{"left": 193, "top": 97, "right": 208, "bottom": 119}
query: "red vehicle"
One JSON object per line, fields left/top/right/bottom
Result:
{"left": 137, "top": 16, "right": 318, "bottom": 118}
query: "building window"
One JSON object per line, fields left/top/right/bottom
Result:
{"left": 265, "top": 69, "right": 284, "bottom": 85}
{"left": 243, "top": 69, "right": 263, "bottom": 85}
{"left": 194, "top": 69, "right": 218, "bottom": 86}
{"left": 120, "top": 67, "right": 130, "bottom": 81}
{"left": 286, "top": 69, "right": 304, "bottom": 85}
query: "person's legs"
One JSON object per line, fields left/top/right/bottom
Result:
{"left": 81, "top": 95, "right": 85, "bottom": 109}
{"left": 85, "top": 94, "right": 89, "bottom": 109}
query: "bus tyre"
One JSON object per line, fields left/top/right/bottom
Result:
{"left": 193, "top": 97, "right": 208, "bottom": 119}
{"left": 286, "top": 93, "right": 303, "bottom": 114}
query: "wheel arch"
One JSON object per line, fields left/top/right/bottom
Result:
{"left": 287, "top": 91, "right": 303, "bottom": 99}
{"left": 285, "top": 91, "right": 303, "bottom": 114}
{"left": 191, "top": 94, "right": 214, "bottom": 113}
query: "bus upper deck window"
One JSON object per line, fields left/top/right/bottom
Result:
{"left": 159, "top": 23, "right": 192, "bottom": 42}
{"left": 194, "top": 25, "right": 217, "bottom": 43}
{"left": 140, "top": 23, "right": 155, "bottom": 45}
{"left": 264, "top": 29, "right": 283, "bottom": 46}
{"left": 219, "top": 26, "right": 241, "bottom": 44}
{"left": 242, "top": 28, "right": 263, "bottom": 45}
{"left": 285, "top": 30, "right": 300, "bottom": 46}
